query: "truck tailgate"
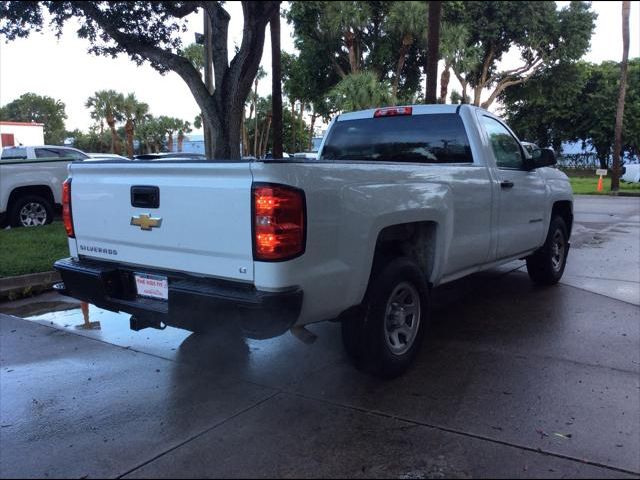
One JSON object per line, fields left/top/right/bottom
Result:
{"left": 69, "top": 162, "right": 254, "bottom": 282}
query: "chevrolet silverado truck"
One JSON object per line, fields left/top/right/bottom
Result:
{"left": 54, "top": 104, "right": 573, "bottom": 377}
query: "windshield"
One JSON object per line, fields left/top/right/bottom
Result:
{"left": 319, "top": 113, "right": 473, "bottom": 163}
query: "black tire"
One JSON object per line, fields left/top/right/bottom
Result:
{"left": 9, "top": 195, "right": 53, "bottom": 227}
{"left": 341, "top": 256, "right": 429, "bottom": 378}
{"left": 526, "top": 215, "right": 569, "bottom": 285}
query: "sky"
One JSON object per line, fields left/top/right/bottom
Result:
{"left": 0, "top": 1, "right": 638, "bottom": 136}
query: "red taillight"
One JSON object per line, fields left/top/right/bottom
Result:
{"left": 253, "top": 184, "right": 305, "bottom": 261}
{"left": 62, "top": 179, "right": 74, "bottom": 238}
{"left": 373, "top": 106, "right": 413, "bottom": 118}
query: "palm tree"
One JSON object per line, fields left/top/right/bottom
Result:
{"left": 253, "top": 67, "right": 267, "bottom": 156}
{"left": 177, "top": 121, "right": 192, "bottom": 153}
{"left": 323, "top": 1, "right": 371, "bottom": 74}
{"left": 158, "top": 116, "right": 183, "bottom": 152}
{"left": 121, "top": 93, "right": 149, "bottom": 158}
{"left": 387, "top": 1, "right": 427, "bottom": 98}
{"left": 612, "top": 0, "right": 631, "bottom": 192}
{"left": 86, "top": 90, "right": 124, "bottom": 154}
{"left": 329, "top": 71, "right": 394, "bottom": 112}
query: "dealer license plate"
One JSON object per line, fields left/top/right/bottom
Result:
{"left": 134, "top": 273, "right": 168, "bottom": 300}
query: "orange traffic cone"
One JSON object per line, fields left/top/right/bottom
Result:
{"left": 597, "top": 175, "right": 603, "bottom": 192}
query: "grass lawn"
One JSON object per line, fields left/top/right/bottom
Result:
{"left": 0, "top": 222, "right": 69, "bottom": 278}
{"left": 569, "top": 176, "right": 640, "bottom": 196}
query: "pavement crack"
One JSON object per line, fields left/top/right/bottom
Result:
{"left": 116, "top": 390, "right": 282, "bottom": 479}
{"left": 284, "top": 391, "right": 640, "bottom": 477}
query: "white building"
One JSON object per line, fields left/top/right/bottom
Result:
{"left": 0, "top": 121, "right": 45, "bottom": 148}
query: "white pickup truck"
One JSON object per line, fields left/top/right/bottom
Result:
{"left": 54, "top": 105, "right": 573, "bottom": 377}
{"left": 0, "top": 145, "right": 89, "bottom": 227}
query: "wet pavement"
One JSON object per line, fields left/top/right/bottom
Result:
{"left": 1, "top": 195, "right": 639, "bottom": 478}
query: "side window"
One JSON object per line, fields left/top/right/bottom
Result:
{"left": 53, "top": 148, "right": 85, "bottom": 160}
{"left": 35, "top": 148, "right": 62, "bottom": 160}
{"left": 481, "top": 116, "right": 524, "bottom": 169}
{"left": 1, "top": 147, "right": 27, "bottom": 160}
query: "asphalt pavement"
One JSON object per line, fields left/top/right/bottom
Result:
{"left": 1, "top": 195, "right": 638, "bottom": 478}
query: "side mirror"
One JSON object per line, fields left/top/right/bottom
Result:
{"left": 531, "top": 148, "right": 556, "bottom": 168}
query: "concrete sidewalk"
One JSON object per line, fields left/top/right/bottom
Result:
{"left": 1, "top": 195, "right": 639, "bottom": 478}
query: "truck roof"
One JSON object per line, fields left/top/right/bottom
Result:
{"left": 336, "top": 104, "right": 479, "bottom": 122}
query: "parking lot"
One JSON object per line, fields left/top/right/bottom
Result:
{"left": 1, "top": 195, "right": 639, "bottom": 478}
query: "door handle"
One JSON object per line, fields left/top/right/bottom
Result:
{"left": 500, "top": 180, "right": 514, "bottom": 189}
{"left": 131, "top": 186, "right": 160, "bottom": 208}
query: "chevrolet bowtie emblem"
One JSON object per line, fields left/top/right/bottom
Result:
{"left": 130, "top": 214, "right": 162, "bottom": 230}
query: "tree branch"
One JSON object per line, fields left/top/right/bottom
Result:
{"left": 331, "top": 56, "right": 347, "bottom": 79}
{"left": 481, "top": 59, "right": 544, "bottom": 109}
{"left": 225, "top": 1, "right": 279, "bottom": 111}
{"left": 164, "top": 2, "right": 200, "bottom": 18}
{"left": 75, "top": 1, "right": 218, "bottom": 126}
{"left": 202, "top": 2, "right": 230, "bottom": 91}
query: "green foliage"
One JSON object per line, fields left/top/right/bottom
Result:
{"left": 0, "top": 222, "right": 69, "bottom": 277}
{"left": 66, "top": 128, "right": 111, "bottom": 153}
{"left": 329, "top": 71, "right": 395, "bottom": 112}
{"left": 1, "top": 1, "right": 280, "bottom": 159}
{"left": 245, "top": 96, "right": 308, "bottom": 155}
{"left": 286, "top": 1, "right": 425, "bottom": 113}
{"left": 182, "top": 43, "right": 205, "bottom": 72}
{"left": 0, "top": 93, "right": 67, "bottom": 144}
{"left": 120, "top": 93, "right": 149, "bottom": 124}
{"left": 503, "top": 58, "right": 640, "bottom": 166}
{"left": 442, "top": 1, "right": 596, "bottom": 106}
{"left": 86, "top": 89, "right": 124, "bottom": 127}
{"left": 136, "top": 116, "right": 166, "bottom": 153}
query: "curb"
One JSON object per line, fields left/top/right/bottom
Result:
{"left": 0, "top": 271, "right": 61, "bottom": 301}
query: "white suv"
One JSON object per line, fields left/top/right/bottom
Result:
{"left": 0, "top": 145, "right": 89, "bottom": 227}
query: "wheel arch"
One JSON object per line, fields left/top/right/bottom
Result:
{"left": 8, "top": 185, "right": 56, "bottom": 210}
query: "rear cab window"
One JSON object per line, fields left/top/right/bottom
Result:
{"left": 1, "top": 147, "right": 27, "bottom": 161}
{"left": 319, "top": 113, "right": 473, "bottom": 164}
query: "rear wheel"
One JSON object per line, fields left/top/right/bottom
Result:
{"left": 10, "top": 195, "right": 53, "bottom": 227}
{"left": 342, "top": 256, "right": 429, "bottom": 378}
{"left": 526, "top": 215, "right": 569, "bottom": 285}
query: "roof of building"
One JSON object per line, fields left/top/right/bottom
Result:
{"left": 0, "top": 121, "right": 45, "bottom": 127}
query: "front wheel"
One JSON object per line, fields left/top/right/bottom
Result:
{"left": 342, "top": 257, "right": 429, "bottom": 378}
{"left": 526, "top": 215, "right": 569, "bottom": 285}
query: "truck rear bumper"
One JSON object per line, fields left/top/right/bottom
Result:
{"left": 53, "top": 257, "right": 302, "bottom": 339}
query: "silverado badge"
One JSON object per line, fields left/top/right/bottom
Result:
{"left": 130, "top": 214, "right": 162, "bottom": 231}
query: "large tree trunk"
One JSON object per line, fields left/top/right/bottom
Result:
{"left": 242, "top": 108, "right": 248, "bottom": 156}
{"left": 345, "top": 30, "right": 359, "bottom": 73}
{"left": 262, "top": 113, "right": 272, "bottom": 157}
{"left": 393, "top": 34, "right": 413, "bottom": 99}
{"left": 308, "top": 111, "right": 317, "bottom": 150}
{"left": 270, "top": 8, "right": 283, "bottom": 159}
{"left": 124, "top": 120, "right": 134, "bottom": 157}
{"left": 178, "top": 131, "right": 184, "bottom": 152}
{"left": 252, "top": 79, "right": 259, "bottom": 156}
{"left": 299, "top": 101, "right": 305, "bottom": 148}
{"left": 425, "top": 1, "right": 442, "bottom": 104}
{"left": 439, "top": 63, "right": 451, "bottom": 103}
{"left": 203, "top": 8, "right": 214, "bottom": 159}
{"left": 106, "top": 117, "right": 121, "bottom": 155}
{"left": 167, "top": 131, "right": 174, "bottom": 152}
{"left": 611, "top": 0, "right": 630, "bottom": 192}
{"left": 291, "top": 101, "right": 296, "bottom": 152}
